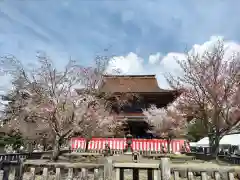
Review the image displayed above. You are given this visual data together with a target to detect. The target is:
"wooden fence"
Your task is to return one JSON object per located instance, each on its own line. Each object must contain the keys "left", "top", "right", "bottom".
{"left": 184, "top": 152, "right": 240, "bottom": 165}
{"left": 0, "top": 150, "right": 70, "bottom": 161}
{"left": 0, "top": 157, "right": 240, "bottom": 180}
{"left": 0, "top": 153, "right": 28, "bottom": 161}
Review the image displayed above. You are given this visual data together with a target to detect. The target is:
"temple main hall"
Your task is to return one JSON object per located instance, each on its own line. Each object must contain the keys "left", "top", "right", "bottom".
{"left": 98, "top": 75, "right": 181, "bottom": 138}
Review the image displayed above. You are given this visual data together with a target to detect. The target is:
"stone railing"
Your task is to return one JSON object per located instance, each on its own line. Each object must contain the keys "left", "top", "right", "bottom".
{"left": 109, "top": 158, "right": 240, "bottom": 180}
{"left": 0, "top": 157, "right": 240, "bottom": 180}
{"left": 0, "top": 160, "right": 104, "bottom": 180}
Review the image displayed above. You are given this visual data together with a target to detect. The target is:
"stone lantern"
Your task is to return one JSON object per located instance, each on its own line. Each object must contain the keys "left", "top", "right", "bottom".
{"left": 125, "top": 133, "right": 133, "bottom": 154}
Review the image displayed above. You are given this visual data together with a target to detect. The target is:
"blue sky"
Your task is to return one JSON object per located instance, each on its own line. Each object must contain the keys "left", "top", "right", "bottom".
{"left": 1, "top": 0, "right": 240, "bottom": 89}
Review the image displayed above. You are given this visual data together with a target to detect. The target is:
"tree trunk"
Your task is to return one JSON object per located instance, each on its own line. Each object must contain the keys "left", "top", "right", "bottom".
{"left": 42, "top": 138, "right": 47, "bottom": 151}
{"left": 167, "top": 138, "right": 171, "bottom": 153}
{"left": 52, "top": 136, "right": 60, "bottom": 161}
{"left": 209, "top": 135, "right": 220, "bottom": 159}
{"left": 85, "top": 138, "right": 90, "bottom": 152}
{"left": 26, "top": 141, "right": 33, "bottom": 152}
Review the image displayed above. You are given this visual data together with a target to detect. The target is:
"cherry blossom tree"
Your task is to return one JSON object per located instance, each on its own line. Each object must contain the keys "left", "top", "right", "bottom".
{"left": 166, "top": 40, "right": 240, "bottom": 156}
{"left": 0, "top": 80, "right": 53, "bottom": 151}
{"left": 232, "top": 83, "right": 240, "bottom": 121}
{"left": 0, "top": 53, "right": 125, "bottom": 160}
{"left": 143, "top": 103, "right": 187, "bottom": 153}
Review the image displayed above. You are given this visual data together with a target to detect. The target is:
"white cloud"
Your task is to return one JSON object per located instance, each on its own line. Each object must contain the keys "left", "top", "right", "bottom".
{"left": 107, "top": 36, "right": 240, "bottom": 89}
{"left": 148, "top": 53, "right": 162, "bottom": 65}
{"left": 190, "top": 36, "right": 224, "bottom": 55}
{"left": 106, "top": 52, "right": 145, "bottom": 74}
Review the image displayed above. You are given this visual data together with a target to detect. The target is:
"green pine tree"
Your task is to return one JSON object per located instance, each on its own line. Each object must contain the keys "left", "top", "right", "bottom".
{"left": 186, "top": 119, "right": 207, "bottom": 142}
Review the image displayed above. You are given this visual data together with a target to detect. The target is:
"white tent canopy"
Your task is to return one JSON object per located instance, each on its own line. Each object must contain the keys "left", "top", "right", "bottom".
{"left": 189, "top": 142, "right": 197, "bottom": 147}
{"left": 195, "top": 137, "right": 209, "bottom": 147}
{"left": 195, "top": 134, "right": 240, "bottom": 147}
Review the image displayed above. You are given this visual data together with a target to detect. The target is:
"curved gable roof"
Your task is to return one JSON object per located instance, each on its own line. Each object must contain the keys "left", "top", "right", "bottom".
{"left": 99, "top": 75, "right": 174, "bottom": 93}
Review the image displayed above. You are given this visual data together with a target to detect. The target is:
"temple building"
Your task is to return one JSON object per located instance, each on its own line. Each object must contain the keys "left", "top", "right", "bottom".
{"left": 98, "top": 75, "right": 181, "bottom": 138}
